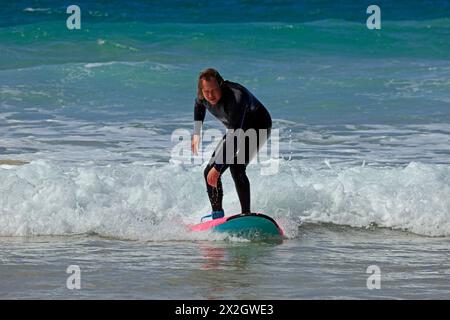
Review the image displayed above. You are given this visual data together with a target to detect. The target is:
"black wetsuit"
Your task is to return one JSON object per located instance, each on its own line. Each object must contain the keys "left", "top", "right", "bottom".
{"left": 194, "top": 80, "right": 272, "bottom": 214}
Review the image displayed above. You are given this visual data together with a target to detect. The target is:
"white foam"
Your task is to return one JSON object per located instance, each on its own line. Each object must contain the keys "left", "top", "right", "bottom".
{"left": 260, "top": 160, "right": 450, "bottom": 237}
{"left": 84, "top": 61, "right": 123, "bottom": 69}
{"left": 277, "top": 123, "right": 450, "bottom": 167}
{"left": 0, "top": 159, "right": 449, "bottom": 239}
{"left": 23, "top": 8, "right": 51, "bottom": 12}
{"left": 83, "top": 60, "right": 176, "bottom": 70}
{"left": 0, "top": 160, "right": 248, "bottom": 241}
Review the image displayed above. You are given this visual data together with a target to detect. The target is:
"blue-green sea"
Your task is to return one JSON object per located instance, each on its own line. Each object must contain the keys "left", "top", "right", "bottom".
{"left": 1, "top": 1, "right": 450, "bottom": 299}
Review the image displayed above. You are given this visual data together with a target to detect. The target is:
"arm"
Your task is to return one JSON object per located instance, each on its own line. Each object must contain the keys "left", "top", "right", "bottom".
{"left": 194, "top": 98, "right": 206, "bottom": 136}
{"left": 193, "top": 99, "right": 206, "bottom": 155}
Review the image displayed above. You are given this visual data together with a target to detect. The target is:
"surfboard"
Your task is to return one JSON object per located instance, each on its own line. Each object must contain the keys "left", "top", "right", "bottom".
{"left": 189, "top": 212, "right": 284, "bottom": 240}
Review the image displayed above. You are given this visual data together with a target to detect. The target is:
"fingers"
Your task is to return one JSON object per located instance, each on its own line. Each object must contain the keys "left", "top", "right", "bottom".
{"left": 207, "top": 170, "right": 218, "bottom": 188}
{"left": 207, "top": 171, "right": 213, "bottom": 187}
{"left": 207, "top": 175, "right": 214, "bottom": 187}
{"left": 191, "top": 142, "right": 198, "bottom": 155}
{"left": 192, "top": 135, "right": 200, "bottom": 155}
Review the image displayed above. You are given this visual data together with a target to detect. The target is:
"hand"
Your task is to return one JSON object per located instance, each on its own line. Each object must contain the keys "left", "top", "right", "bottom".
{"left": 207, "top": 167, "right": 220, "bottom": 188}
{"left": 191, "top": 134, "right": 200, "bottom": 155}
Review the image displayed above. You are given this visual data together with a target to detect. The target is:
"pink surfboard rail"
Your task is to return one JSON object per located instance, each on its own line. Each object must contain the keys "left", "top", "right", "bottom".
{"left": 187, "top": 213, "right": 284, "bottom": 237}
{"left": 188, "top": 216, "right": 229, "bottom": 232}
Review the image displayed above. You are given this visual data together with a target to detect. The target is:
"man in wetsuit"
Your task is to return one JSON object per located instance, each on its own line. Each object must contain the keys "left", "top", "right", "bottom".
{"left": 192, "top": 68, "right": 272, "bottom": 220}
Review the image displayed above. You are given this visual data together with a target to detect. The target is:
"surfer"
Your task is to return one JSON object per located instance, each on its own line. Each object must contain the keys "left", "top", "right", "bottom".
{"left": 192, "top": 68, "right": 272, "bottom": 220}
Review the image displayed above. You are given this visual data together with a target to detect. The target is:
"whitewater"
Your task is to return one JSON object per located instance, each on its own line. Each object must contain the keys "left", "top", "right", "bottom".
{"left": 1, "top": 0, "right": 450, "bottom": 299}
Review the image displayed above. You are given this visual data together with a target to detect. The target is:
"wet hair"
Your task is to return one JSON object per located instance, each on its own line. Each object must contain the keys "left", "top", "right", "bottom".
{"left": 197, "top": 68, "right": 225, "bottom": 100}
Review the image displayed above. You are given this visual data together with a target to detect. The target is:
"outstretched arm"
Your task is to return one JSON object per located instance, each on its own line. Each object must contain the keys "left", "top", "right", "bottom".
{"left": 193, "top": 99, "right": 206, "bottom": 155}
{"left": 193, "top": 98, "right": 206, "bottom": 136}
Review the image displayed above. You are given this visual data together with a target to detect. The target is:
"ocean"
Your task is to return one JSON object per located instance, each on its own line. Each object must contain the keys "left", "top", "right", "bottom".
{"left": 1, "top": 0, "right": 450, "bottom": 299}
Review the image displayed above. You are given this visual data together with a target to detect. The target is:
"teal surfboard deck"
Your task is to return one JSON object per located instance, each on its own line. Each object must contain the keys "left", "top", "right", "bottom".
{"left": 213, "top": 213, "right": 283, "bottom": 240}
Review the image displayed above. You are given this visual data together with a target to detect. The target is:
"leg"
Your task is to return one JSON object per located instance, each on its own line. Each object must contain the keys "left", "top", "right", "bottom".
{"left": 230, "top": 127, "right": 271, "bottom": 214}
{"left": 229, "top": 164, "right": 251, "bottom": 214}
{"left": 204, "top": 162, "right": 231, "bottom": 212}
{"left": 203, "top": 134, "right": 229, "bottom": 212}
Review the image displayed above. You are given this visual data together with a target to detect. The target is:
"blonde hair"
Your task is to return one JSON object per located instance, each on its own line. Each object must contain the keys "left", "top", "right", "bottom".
{"left": 197, "top": 68, "right": 224, "bottom": 100}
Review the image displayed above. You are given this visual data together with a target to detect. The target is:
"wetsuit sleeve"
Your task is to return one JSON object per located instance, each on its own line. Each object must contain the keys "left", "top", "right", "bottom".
{"left": 194, "top": 98, "right": 206, "bottom": 136}
{"left": 231, "top": 91, "right": 251, "bottom": 129}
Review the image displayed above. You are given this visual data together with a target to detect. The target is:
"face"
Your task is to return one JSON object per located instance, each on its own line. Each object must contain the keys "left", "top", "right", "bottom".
{"left": 201, "top": 78, "right": 222, "bottom": 106}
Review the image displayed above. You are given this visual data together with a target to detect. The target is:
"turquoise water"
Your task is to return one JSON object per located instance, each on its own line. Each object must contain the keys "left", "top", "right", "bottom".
{"left": 1, "top": 1, "right": 450, "bottom": 299}
{"left": 2, "top": 2, "right": 449, "bottom": 124}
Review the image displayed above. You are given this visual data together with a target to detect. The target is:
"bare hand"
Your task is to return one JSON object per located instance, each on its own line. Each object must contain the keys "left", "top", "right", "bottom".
{"left": 191, "top": 134, "right": 200, "bottom": 155}
{"left": 207, "top": 167, "right": 220, "bottom": 188}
